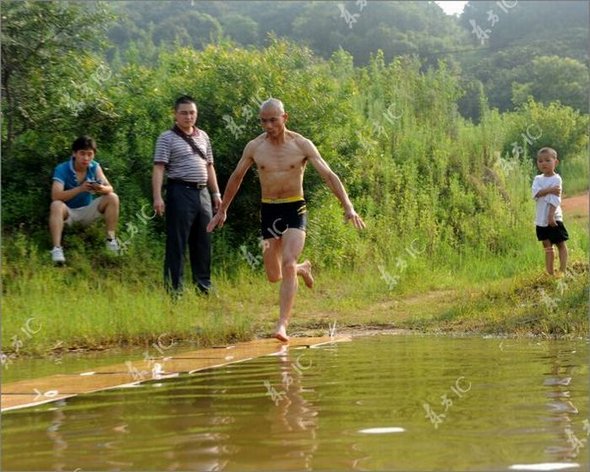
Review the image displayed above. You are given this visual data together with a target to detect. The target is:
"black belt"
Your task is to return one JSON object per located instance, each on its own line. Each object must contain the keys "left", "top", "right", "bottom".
{"left": 167, "top": 178, "right": 207, "bottom": 189}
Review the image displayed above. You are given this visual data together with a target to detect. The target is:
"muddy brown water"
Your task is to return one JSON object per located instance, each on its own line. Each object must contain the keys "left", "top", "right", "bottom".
{"left": 2, "top": 334, "right": 588, "bottom": 471}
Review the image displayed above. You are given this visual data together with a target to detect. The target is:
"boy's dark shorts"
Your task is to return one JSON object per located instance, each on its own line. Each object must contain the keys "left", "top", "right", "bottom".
{"left": 536, "top": 221, "right": 569, "bottom": 244}
{"left": 261, "top": 200, "right": 307, "bottom": 239}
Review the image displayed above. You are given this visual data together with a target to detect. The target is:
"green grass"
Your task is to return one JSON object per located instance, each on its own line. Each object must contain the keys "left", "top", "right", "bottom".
{"left": 3, "top": 216, "right": 588, "bottom": 359}
{"left": 561, "top": 154, "right": 590, "bottom": 196}
{"left": 402, "top": 261, "right": 589, "bottom": 337}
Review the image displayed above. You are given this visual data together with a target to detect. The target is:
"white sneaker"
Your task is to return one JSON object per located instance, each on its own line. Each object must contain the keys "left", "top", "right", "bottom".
{"left": 51, "top": 247, "right": 65, "bottom": 264}
{"left": 105, "top": 238, "right": 121, "bottom": 254}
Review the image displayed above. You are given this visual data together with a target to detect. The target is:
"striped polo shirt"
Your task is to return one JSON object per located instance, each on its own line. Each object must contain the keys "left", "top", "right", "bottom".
{"left": 153, "top": 128, "right": 214, "bottom": 183}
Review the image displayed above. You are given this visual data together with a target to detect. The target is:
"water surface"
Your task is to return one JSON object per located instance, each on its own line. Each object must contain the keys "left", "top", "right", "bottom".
{"left": 2, "top": 335, "right": 588, "bottom": 471}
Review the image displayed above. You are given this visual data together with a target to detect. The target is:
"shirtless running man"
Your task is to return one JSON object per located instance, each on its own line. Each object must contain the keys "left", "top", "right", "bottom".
{"left": 207, "top": 98, "right": 365, "bottom": 342}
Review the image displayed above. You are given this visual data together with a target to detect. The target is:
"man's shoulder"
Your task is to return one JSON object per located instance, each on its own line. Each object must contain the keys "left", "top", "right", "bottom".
{"left": 288, "top": 131, "right": 314, "bottom": 149}
{"left": 196, "top": 128, "right": 211, "bottom": 140}
{"left": 285, "top": 130, "right": 306, "bottom": 142}
{"left": 53, "top": 159, "right": 72, "bottom": 176}
{"left": 251, "top": 132, "right": 267, "bottom": 143}
{"left": 157, "top": 129, "right": 175, "bottom": 140}
{"left": 247, "top": 133, "right": 267, "bottom": 149}
{"left": 288, "top": 132, "right": 317, "bottom": 157}
{"left": 54, "top": 159, "right": 71, "bottom": 169}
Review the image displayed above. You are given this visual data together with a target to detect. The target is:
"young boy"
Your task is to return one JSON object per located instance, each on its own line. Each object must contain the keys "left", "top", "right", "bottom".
{"left": 49, "top": 136, "right": 120, "bottom": 263}
{"left": 531, "top": 147, "right": 569, "bottom": 275}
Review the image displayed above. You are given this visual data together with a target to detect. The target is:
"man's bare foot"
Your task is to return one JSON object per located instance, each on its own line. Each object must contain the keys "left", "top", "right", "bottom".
{"left": 298, "top": 260, "right": 314, "bottom": 289}
{"left": 273, "top": 325, "right": 289, "bottom": 342}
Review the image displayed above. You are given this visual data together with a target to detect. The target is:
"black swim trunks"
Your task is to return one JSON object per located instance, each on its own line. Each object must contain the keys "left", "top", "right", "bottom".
{"left": 536, "top": 221, "right": 569, "bottom": 244}
{"left": 260, "top": 198, "right": 307, "bottom": 239}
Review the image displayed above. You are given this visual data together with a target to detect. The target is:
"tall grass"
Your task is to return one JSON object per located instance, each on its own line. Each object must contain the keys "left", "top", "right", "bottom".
{"left": 561, "top": 154, "right": 590, "bottom": 196}
{"left": 3, "top": 213, "right": 587, "bottom": 355}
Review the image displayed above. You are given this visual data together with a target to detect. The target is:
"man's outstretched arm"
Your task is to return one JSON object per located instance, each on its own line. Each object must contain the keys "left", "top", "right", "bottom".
{"left": 304, "top": 138, "right": 366, "bottom": 230}
{"left": 207, "top": 143, "right": 255, "bottom": 232}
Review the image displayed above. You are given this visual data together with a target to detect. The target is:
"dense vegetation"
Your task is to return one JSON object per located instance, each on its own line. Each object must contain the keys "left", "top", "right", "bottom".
{"left": 1, "top": 1, "right": 588, "bottom": 354}
{"left": 105, "top": 0, "right": 589, "bottom": 116}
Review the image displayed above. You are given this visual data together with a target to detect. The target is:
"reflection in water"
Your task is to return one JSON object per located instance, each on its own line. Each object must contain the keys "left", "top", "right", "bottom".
{"left": 156, "top": 378, "right": 231, "bottom": 472}
{"left": 47, "top": 402, "right": 67, "bottom": 472}
{"left": 2, "top": 336, "right": 589, "bottom": 471}
{"left": 543, "top": 344, "right": 587, "bottom": 463}
{"left": 270, "top": 345, "right": 318, "bottom": 471}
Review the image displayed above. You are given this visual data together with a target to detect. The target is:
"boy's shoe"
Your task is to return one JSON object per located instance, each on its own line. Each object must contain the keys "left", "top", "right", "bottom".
{"left": 51, "top": 247, "right": 66, "bottom": 264}
{"left": 105, "top": 238, "right": 121, "bottom": 254}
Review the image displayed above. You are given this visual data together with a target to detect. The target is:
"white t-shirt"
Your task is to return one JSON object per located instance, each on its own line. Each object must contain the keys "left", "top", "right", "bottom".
{"left": 531, "top": 174, "right": 562, "bottom": 227}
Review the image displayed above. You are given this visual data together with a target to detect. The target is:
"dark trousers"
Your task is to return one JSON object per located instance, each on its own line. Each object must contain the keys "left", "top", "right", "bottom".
{"left": 164, "top": 183, "right": 212, "bottom": 292}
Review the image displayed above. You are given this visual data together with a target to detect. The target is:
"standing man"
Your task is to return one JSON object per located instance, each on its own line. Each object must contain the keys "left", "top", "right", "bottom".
{"left": 49, "top": 135, "right": 120, "bottom": 264}
{"left": 152, "top": 95, "right": 222, "bottom": 294}
{"left": 207, "top": 98, "right": 365, "bottom": 341}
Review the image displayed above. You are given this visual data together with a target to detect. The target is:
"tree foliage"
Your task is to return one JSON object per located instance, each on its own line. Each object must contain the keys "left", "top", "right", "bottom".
{"left": 1, "top": 0, "right": 114, "bottom": 152}
{"left": 1, "top": 1, "right": 116, "bottom": 233}
{"left": 511, "top": 56, "right": 589, "bottom": 110}
{"left": 2, "top": 2, "right": 588, "bottom": 273}
{"left": 459, "top": 0, "right": 588, "bottom": 112}
{"left": 103, "top": 0, "right": 588, "bottom": 116}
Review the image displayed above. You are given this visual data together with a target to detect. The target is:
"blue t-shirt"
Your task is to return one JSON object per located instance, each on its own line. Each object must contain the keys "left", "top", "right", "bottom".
{"left": 52, "top": 158, "right": 101, "bottom": 209}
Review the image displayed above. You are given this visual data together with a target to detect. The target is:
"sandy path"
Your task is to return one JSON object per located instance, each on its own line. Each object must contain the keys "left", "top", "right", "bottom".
{"left": 562, "top": 192, "right": 588, "bottom": 212}
{"left": 562, "top": 192, "right": 588, "bottom": 222}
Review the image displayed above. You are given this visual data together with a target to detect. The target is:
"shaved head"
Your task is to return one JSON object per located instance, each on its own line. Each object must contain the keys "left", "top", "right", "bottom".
{"left": 260, "top": 98, "right": 285, "bottom": 114}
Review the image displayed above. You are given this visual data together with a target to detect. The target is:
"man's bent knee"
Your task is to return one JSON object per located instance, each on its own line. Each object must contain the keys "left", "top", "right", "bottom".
{"left": 103, "top": 192, "right": 119, "bottom": 205}
{"left": 265, "top": 263, "right": 282, "bottom": 283}
{"left": 266, "top": 272, "right": 282, "bottom": 283}
{"left": 50, "top": 200, "right": 68, "bottom": 218}
{"left": 99, "top": 192, "right": 119, "bottom": 212}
